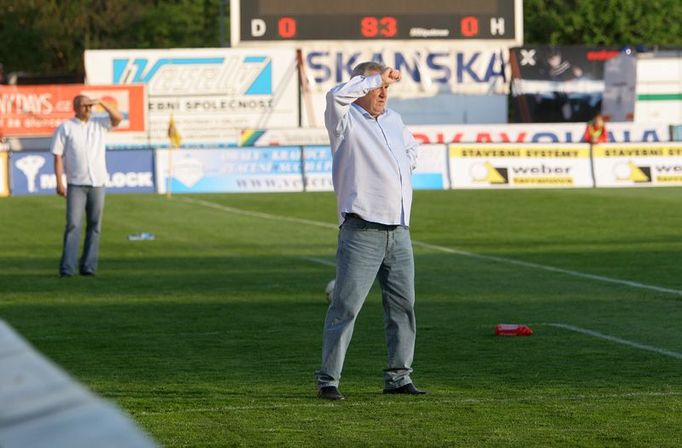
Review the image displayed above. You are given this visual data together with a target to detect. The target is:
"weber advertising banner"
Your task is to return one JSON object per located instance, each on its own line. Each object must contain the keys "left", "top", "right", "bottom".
{"left": 85, "top": 48, "right": 298, "bottom": 147}
{"left": 593, "top": 143, "right": 682, "bottom": 187}
{"left": 301, "top": 44, "right": 510, "bottom": 126}
{"left": 449, "top": 143, "right": 593, "bottom": 188}
{"left": 0, "top": 85, "right": 146, "bottom": 138}
{"left": 510, "top": 46, "right": 619, "bottom": 123}
{"left": 0, "top": 152, "right": 8, "bottom": 197}
{"left": 411, "top": 122, "right": 670, "bottom": 144}
{"left": 155, "top": 147, "right": 304, "bottom": 194}
{"left": 10, "top": 150, "right": 155, "bottom": 196}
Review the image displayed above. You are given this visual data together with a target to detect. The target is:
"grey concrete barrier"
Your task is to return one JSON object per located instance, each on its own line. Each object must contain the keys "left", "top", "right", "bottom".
{"left": 0, "top": 320, "right": 158, "bottom": 448}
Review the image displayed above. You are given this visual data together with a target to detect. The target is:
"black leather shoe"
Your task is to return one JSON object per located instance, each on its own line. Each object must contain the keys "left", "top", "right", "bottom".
{"left": 383, "top": 383, "right": 428, "bottom": 395}
{"left": 318, "top": 386, "right": 345, "bottom": 400}
{"left": 80, "top": 271, "right": 96, "bottom": 277}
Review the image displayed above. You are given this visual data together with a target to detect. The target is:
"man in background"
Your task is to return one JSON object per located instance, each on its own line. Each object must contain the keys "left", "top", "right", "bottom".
{"left": 583, "top": 113, "right": 608, "bottom": 144}
{"left": 51, "top": 95, "right": 122, "bottom": 277}
{"left": 315, "top": 61, "right": 425, "bottom": 400}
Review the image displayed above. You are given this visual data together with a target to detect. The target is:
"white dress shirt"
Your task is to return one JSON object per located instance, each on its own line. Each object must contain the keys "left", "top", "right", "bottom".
{"left": 50, "top": 116, "right": 111, "bottom": 186}
{"left": 325, "top": 74, "right": 418, "bottom": 226}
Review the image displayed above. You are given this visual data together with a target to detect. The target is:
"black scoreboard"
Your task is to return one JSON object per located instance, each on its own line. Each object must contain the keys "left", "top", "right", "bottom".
{"left": 231, "top": 0, "right": 522, "bottom": 45}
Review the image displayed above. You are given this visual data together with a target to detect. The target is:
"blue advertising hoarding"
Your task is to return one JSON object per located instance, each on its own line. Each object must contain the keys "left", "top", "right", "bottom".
{"left": 10, "top": 150, "right": 155, "bottom": 196}
{"left": 155, "top": 147, "right": 304, "bottom": 194}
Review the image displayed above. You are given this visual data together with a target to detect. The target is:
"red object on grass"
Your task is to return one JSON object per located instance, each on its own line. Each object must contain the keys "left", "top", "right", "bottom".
{"left": 495, "top": 323, "right": 533, "bottom": 336}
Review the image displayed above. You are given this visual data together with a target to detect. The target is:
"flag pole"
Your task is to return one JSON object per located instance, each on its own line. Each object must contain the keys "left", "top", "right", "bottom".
{"left": 166, "top": 144, "right": 173, "bottom": 199}
{"left": 166, "top": 113, "right": 181, "bottom": 199}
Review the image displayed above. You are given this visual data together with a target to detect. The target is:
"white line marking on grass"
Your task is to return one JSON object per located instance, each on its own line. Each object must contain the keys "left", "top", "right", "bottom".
{"left": 301, "top": 256, "right": 336, "bottom": 267}
{"left": 134, "top": 391, "right": 682, "bottom": 415}
{"left": 178, "top": 197, "right": 338, "bottom": 230}
{"left": 412, "top": 241, "right": 682, "bottom": 297}
{"left": 179, "top": 197, "right": 682, "bottom": 297}
{"left": 548, "top": 323, "right": 682, "bottom": 360}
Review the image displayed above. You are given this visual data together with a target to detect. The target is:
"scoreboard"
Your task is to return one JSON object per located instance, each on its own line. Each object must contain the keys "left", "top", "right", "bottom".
{"left": 231, "top": 0, "right": 522, "bottom": 46}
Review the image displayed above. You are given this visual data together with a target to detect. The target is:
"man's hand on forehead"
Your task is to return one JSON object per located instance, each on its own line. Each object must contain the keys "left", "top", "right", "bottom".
{"left": 381, "top": 67, "right": 401, "bottom": 85}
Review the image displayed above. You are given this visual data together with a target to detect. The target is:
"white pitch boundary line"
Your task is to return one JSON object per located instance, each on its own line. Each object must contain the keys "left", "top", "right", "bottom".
{"left": 178, "top": 197, "right": 682, "bottom": 297}
{"left": 547, "top": 323, "right": 682, "bottom": 360}
{"left": 134, "top": 391, "right": 682, "bottom": 415}
{"left": 178, "top": 197, "right": 338, "bottom": 230}
{"left": 412, "top": 241, "right": 682, "bottom": 296}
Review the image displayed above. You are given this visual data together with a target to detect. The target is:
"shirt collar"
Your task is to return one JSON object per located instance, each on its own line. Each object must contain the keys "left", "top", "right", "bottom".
{"left": 351, "top": 102, "right": 388, "bottom": 120}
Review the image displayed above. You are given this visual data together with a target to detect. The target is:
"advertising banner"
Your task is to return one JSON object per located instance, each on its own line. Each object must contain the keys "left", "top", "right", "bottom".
{"left": 301, "top": 144, "right": 449, "bottom": 192}
{"left": 303, "top": 45, "right": 510, "bottom": 95}
{"left": 0, "top": 152, "right": 8, "bottom": 197}
{"left": 0, "top": 85, "right": 146, "bottom": 137}
{"left": 448, "top": 143, "right": 593, "bottom": 188}
{"left": 300, "top": 44, "right": 511, "bottom": 126}
{"left": 240, "top": 123, "right": 670, "bottom": 147}
{"left": 411, "top": 122, "right": 670, "bottom": 144}
{"left": 242, "top": 128, "right": 330, "bottom": 147}
{"left": 155, "top": 147, "right": 304, "bottom": 194}
{"left": 85, "top": 48, "right": 298, "bottom": 147}
{"left": 593, "top": 143, "right": 682, "bottom": 187}
{"left": 303, "top": 146, "right": 333, "bottom": 192}
{"left": 10, "top": 150, "right": 155, "bottom": 196}
{"left": 413, "top": 144, "right": 449, "bottom": 190}
{"left": 510, "top": 46, "right": 619, "bottom": 123}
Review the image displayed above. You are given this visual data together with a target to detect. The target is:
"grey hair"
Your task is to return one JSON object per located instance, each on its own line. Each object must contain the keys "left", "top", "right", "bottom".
{"left": 351, "top": 61, "right": 386, "bottom": 78}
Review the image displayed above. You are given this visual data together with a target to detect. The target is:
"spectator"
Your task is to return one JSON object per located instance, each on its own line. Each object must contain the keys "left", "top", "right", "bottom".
{"left": 51, "top": 95, "right": 122, "bottom": 277}
{"left": 583, "top": 113, "right": 608, "bottom": 144}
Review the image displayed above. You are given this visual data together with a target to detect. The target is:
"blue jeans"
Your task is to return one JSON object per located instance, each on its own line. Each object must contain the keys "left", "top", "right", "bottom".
{"left": 315, "top": 215, "right": 417, "bottom": 389}
{"left": 60, "top": 185, "right": 105, "bottom": 276}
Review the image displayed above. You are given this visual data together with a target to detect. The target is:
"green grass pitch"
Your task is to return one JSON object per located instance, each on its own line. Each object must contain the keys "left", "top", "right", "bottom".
{"left": 1, "top": 187, "right": 681, "bottom": 447}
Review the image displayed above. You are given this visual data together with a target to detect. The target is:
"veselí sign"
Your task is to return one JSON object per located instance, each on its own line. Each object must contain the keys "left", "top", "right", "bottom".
{"left": 85, "top": 48, "right": 299, "bottom": 147}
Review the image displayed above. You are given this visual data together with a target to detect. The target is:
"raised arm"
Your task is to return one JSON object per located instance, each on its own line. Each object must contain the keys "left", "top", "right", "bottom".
{"left": 325, "top": 74, "right": 383, "bottom": 139}
{"left": 95, "top": 99, "right": 123, "bottom": 128}
{"left": 325, "top": 67, "right": 402, "bottom": 141}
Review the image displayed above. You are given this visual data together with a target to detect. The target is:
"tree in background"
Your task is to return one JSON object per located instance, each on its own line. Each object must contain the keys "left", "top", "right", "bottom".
{"left": 1, "top": 0, "right": 681, "bottom": 77}
{"left": 524, "top": 0, "right": 682, "bottom": 46}
{"left": 0, "top": 0, "right": 226, "bottom": 77}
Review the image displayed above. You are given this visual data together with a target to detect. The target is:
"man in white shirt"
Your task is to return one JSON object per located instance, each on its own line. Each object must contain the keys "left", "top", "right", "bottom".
{"left": 51, "top": 95, "right": 122, "bottom": 277}
{"left": 315, "top": 62, "right": 426, "bottom": 400}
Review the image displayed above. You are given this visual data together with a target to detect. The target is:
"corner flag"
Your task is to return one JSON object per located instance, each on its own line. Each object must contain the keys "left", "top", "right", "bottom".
{"left": 168, "top": 113, "right": 181, "bottom": 148}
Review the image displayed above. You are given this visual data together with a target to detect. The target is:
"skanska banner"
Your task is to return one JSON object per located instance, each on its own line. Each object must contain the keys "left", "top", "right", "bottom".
{"left": 84, "top": 48, "right": 299, "bottom": 147}
{"left": 303, "top": 45, "right": 510, "bottom": 95}
{"left": 300, "top": 44, "right": 511, "bottom": 126}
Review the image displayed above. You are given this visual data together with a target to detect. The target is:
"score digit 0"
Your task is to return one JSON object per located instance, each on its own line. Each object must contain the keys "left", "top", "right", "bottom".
{"left": 278, "top": 17, "right": 297, "bottom": 39}
{"left": 360, "top": 16, "right": 397, "bottom": 38}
